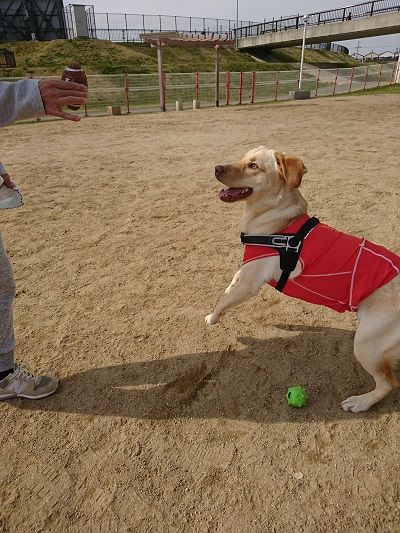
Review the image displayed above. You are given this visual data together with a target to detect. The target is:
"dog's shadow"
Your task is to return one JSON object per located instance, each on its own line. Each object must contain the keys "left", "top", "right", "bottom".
{"left": 18, "top": 325, "right": 398, "bottom": 422}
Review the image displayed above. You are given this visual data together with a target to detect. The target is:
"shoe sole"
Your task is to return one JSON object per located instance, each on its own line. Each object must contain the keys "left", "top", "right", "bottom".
{"left": 0, "top": 383, "right": 59, "bottom": 400}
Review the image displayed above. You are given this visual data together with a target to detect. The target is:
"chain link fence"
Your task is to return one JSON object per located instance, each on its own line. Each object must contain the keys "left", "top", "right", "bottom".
{"left": 1, "top": 63, "right": 397, "bottom": 118}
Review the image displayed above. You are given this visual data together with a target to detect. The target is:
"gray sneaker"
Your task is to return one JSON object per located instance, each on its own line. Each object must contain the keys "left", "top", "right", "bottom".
{"left": 0, "top": 364, "right": 59, "bottom": 400}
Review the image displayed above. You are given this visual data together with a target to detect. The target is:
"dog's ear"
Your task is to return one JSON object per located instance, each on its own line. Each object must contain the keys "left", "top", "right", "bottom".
{"left": 275, "top": 152, "right": 307, "bottom": 188}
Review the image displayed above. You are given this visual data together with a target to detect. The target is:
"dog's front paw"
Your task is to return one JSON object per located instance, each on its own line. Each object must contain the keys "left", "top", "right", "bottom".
{"left": 341, "top": 394, "right": 375, "bottom": 413}
{"left": 205, "top": 313, "right": 219, "bottom": 325}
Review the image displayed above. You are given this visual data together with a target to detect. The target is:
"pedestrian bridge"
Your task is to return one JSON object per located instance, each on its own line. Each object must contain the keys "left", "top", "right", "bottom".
{"left": 235, "top": 1, "right": 400, "bottom": 49}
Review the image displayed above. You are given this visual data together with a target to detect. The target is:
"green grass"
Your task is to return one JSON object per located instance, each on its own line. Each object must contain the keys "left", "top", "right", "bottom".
{"left": 249, "top": 47, "right": 360, "bottom": 68}
{"left": 0, "top": 39, "right": 357, "bottom": 77}
{"left": 340, "top": 83, "right": 400, "bottom": 96}
{"left": 0, "top": 39, "right": 296, "bottom": 77}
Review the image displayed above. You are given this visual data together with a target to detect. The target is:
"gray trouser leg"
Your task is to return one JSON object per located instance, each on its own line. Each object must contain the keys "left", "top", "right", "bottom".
{"left": 0, "top": 232, "right": 15, "bottom": 370}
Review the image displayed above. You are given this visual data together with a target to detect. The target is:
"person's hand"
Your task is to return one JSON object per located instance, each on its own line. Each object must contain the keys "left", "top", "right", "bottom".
{"left": 38, "top": 79, "right": 88, "bottom": 122}
{"left": 1, "top": 173, "right": 16, "bottom": 189}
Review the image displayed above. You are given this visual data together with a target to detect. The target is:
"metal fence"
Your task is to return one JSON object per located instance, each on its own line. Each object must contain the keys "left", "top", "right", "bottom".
{"left": 0, "top": 63, "right": 397, "bottom": 118}
{"left": 65, "top": 9, "right": 258, "bottom": 42}
{"left": 305, "top": 43, "right": 349, "bottom": 54}
{"left": 232, "top": 0, "right": 400, "bottom": 39}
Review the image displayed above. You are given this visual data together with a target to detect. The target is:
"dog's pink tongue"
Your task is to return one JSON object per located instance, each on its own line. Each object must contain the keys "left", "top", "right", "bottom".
{"left": 218, "top": 188, "right": 252, "bottom": 203}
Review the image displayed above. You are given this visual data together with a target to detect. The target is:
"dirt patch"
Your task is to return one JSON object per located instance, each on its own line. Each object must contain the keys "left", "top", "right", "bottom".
{"left": 0, "top": 95, "right": 399, "bottom": 532}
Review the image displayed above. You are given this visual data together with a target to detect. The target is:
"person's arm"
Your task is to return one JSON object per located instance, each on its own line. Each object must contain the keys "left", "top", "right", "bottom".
{"left": 0, "top": 79, "right": 44, "bottom": 127}
{"left": 0, "top": 79, "right": 88, "bottom": 127}
{"left": 0, "top": 161, "right": 6, "bottom": 176}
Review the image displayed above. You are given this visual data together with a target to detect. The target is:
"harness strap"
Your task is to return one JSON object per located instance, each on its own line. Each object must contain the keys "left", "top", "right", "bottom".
{"left": 241, "top": 216, "right": 320, "bottom": 292}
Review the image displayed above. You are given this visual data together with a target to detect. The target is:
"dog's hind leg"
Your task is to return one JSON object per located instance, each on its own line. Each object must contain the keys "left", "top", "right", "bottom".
{"left": 341, "top": 278, "right": 400, "bottom": 412}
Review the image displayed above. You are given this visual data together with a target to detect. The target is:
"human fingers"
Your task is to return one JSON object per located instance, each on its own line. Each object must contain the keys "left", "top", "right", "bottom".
{"left": 1, "top": 173, "right": 16, "bottom": 189}
{"left": 41, "top": 79, "right": 88, "bottom": 92}
{"left": 56, "top": 89, "right": 88, "bottom": 99}
{"left": 39, "top": 80, "right": 87, "bottom": 109}
{"left": 51, "top": 109, "right": 81, "bottom": 122}
{"left": 57, "top": 96, "right": 87, "bottom": 107}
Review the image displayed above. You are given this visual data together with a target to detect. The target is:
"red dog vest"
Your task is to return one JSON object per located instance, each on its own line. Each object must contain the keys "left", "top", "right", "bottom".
{"left": 242, "top": 215, "right": 400, "bottom": 313}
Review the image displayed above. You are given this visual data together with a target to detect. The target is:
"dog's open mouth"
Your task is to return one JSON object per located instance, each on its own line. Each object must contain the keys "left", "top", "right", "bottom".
{"left": 218, "top": 187, "right": 253, "bottom": 203}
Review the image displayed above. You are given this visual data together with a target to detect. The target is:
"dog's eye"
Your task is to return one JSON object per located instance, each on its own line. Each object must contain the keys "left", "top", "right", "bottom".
{"left": 249, "top": 163, "right": 258, "bottom": 169}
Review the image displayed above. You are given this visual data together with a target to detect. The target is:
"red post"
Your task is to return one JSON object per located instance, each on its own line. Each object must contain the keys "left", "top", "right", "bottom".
{"left": 250, "top": 71, "right": 256, "bottom": 104}
{"left": 274, "top": 70, "right": 280, "bottom": 101}
{"left": 195, "top": 72, "right": 199, "bottom": 100}
{"left": 239, "top": 72, "right": 243, "bottom": 105}
{"left": 315, "top": 68, "right": 321, "bottom": 97}
{"left": 332, "top": 68, "right": 339, "bottom": 95}
{"left": 348, "top": 67, "right": 355, "bottom": 93}
{"left": 363, "top": 65, "right": 369, "bottom": 90}
{"left": 226, "top": 72, "right": 231, "bottom": 106}
{"left": 377, "top": 63, "right": 383, "bottom": 87}
{"left": 124, "top": 73, "right": 130, "bottom": 113}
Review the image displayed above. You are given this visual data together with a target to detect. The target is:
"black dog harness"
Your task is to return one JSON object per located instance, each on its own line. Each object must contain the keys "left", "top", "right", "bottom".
{"left": 240, "top": 216, "right": 320, "bottom": 292}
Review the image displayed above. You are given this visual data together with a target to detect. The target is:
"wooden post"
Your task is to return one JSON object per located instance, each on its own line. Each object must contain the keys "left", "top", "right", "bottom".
{"left": 274, "top": 70, "right": 280, "bottom": 101}
{"left": 239, "top": 72, "right": 243, "bottom": 104}
{"left": 395, "top": 53, "right": 400, "bottom": 84}
{"left": 332, "top": 68, "right": 339, "bottom": 95}
{"left": 226, "top": 71, "right": 231, "bottom": 105}
{"left": 195, "top": 71, "right": 199, "bottom": 101}
{"left": 315, "top": 68, "right": 321, "bottom": 97}
{"left": 390, "top": 61, "right": 397, "bottom": 84}
{"left": 377, "top": 63, "right": 383, "bottom": 87}
{"left": 363, "top": 64, "right": 369, "bottom": 91}
{"left": 84, "top": 104, "right": 88, "bottom": 117}
{"left": 156, "top": 37, "right": 166, "bottom": 112}
{"left": 124, "top": 73, "right": 130, "bottom": 113}
{"left": 215, "top": 45, "right": 220, "bottom": 107}
{"left": 250, "top": 71, "right": 256, "bottom": 103}
{"left": 348, "top": 67, "right": 355, "bottom": 93}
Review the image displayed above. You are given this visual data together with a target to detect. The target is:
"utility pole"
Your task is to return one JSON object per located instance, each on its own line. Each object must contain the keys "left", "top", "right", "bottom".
{"left": 298, "top": 15, "right": 308, "bottom": 90}
{"left": 236, "top": 0, "right": 239, "bottom": 50}
{"left": 395, "top": 46, "right": 400, "bottom": 84}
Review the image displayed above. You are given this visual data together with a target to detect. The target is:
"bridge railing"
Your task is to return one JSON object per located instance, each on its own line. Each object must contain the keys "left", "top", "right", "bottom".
{"left": 233, "top": 0, "right": 400, "bottom": 39}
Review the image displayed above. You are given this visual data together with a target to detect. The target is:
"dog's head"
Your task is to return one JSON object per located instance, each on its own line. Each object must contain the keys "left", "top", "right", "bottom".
{"left": 215, "top": 146, "right": 307, "bottom": 203}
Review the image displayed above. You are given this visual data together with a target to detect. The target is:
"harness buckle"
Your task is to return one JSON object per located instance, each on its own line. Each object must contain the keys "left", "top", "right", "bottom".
{"left": 271, "top": 235, "right": 301, "bottom": 252}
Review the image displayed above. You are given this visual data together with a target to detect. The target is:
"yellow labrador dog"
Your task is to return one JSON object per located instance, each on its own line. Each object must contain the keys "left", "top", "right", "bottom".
{"left": 206, "top": 146, "right": 400, "bottom": 412}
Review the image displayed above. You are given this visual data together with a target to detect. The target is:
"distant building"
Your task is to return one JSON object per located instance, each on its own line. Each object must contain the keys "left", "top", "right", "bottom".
{"left": 0, "top": 0, "right": 67, "bottom": 41}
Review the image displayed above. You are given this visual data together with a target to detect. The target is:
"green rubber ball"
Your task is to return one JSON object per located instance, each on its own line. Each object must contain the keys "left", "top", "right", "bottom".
{"left": 286, "top": 386, "right": 308, "bottom": 408}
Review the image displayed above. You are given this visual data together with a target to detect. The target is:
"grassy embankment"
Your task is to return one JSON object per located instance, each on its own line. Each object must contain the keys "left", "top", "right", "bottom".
{"left": 340, "top": 83, "right": 400, "bottom": 96}
{"left": 0, "top": 39, "right": 359, "bottom": 77}
{"left": 0, "top": 39, "right": 362, "bottom": 111}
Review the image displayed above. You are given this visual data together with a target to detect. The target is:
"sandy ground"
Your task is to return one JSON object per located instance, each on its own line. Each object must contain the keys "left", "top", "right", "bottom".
{"left": 0, "top": 94, "right": 399, "bottom": 533}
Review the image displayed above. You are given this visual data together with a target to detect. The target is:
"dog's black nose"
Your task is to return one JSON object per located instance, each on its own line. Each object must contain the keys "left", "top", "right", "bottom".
{"left": 215, "top": 165, "right": 224, "bottom": 177}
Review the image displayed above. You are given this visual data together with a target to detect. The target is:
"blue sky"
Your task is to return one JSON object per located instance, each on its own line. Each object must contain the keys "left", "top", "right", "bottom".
{"left": 87, "top": 0, "right": 400, "bottom": 52}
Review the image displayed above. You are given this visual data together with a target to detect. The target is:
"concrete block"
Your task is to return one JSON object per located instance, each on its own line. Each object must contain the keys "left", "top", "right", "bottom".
{"left": 175, "top": 100, "right": 184, "bottom": 111}
{"left": 107, "top": 105, "right": 121, "bottom": 115}
{"left": 193, "top": 99, "right": 201, "bottom": 109}
{"left": 290, "top": 90, "right": 311, "bottom": 100}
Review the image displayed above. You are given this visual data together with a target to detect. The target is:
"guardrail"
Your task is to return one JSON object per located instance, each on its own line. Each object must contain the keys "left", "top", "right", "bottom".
{"left": 66, "top": 11, "right": 257, "bottom": 42}
{"left": 232, "top": 0, "right": 400, "bottom": 39}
